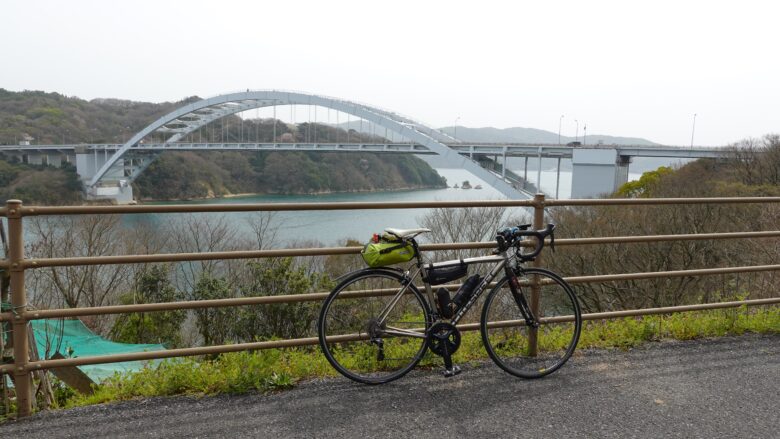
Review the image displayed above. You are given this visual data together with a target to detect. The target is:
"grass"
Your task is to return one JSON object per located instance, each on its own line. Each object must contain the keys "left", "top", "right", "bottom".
{"left": 15, "top": 305, "right": 780, "bottom": 413}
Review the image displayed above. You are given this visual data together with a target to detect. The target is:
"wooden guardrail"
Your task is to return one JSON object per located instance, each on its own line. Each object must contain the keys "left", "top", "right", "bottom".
{"left": 2, "top": 195, "right": 780, "bottom": 418}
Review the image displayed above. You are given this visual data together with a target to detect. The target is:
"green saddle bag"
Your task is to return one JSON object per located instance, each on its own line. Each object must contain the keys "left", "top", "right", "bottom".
{"left": 361, "top": 236, "right": 416, "bottom": 267}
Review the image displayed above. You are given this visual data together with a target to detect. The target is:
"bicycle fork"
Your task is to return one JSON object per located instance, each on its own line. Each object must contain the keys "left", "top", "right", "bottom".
{"left": 507, "top": 270, "right": 539, "bottom": 329}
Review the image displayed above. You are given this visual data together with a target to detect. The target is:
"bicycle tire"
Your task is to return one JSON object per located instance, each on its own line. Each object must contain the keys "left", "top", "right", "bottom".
{"left": 318, "top": 268, "right": 432, "bottom": 384}
{"left": 480, "top": 268, "right": 581, "bottom": 378}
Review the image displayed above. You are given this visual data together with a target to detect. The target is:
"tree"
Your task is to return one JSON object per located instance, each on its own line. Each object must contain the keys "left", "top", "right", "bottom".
{"left": 324, "top": 239, "right": 365, "bottom": 280}
{"left": 417, "top": 206, "right": 528, "bottom": 260}
{"left": 167, "top": 213, "right": 242, "bottom": 292}
{"left": 26, "top": 215, "right": 132, "bottom": 332}
{"left": 191, "top": 275, "right": 236, "bottom": 346}
{"left": 728, "top": 134, "right": 780, "bottom": 186}
{"left": 616, "top": 166, "right": 673, "bottom": 198}
{"left": 235, "top": 258, "right": 326, "bottom": 341}
{"left": 110, "top": 265, "right": 185, "bottom": 347}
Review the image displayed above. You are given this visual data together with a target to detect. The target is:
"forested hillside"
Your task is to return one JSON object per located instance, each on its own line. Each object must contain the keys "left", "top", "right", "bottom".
{"left": 0, "top": 89, "right": 446, "bottom": 202}
{"left": 0, "top": 88, "right": 196, "bottom": 145}
{"left": 0, "top": 159, "right": 82, "bottom": 204}
{"left": 134, "top": 151, "right": 446, "bottom": 200}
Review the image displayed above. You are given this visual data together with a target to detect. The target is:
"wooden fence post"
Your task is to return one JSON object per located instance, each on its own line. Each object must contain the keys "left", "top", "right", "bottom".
{"left": 528, "top": 193, "right": 546, "bottom": 356}
{"left": 7, "top": 200, "right": 32, "bottom": 418}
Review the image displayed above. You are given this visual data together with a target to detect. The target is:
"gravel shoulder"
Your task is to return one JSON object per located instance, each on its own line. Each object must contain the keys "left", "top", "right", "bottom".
{"left": 3, "top": 334, "right": 779, "bottom": 438}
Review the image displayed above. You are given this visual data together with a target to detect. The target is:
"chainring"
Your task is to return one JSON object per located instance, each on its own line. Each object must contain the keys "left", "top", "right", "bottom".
{"left": 428, "top": 322, "right": 461, "bottom": 357}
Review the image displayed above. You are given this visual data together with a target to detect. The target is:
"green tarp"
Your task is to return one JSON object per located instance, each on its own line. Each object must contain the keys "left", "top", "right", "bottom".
{"left": 31, "top": 319, "right": 165, "bottom": 383}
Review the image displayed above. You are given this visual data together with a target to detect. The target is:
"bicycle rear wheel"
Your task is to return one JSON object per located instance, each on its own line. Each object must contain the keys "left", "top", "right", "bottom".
{"left": 481, "top": 268, "right": 581, "bottom": 378}
{"left": 318, "top": 269, "right": 431, "bottom": 384}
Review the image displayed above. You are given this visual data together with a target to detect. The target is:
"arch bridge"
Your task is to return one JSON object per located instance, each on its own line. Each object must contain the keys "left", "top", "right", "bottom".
{"left": 82, "top": 90, "right": 525, "bottom": 202}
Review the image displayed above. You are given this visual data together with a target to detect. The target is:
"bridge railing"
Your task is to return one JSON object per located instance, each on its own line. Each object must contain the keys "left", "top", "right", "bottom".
{"left": 1, "top": 195, "right": 780, "bottom": 418}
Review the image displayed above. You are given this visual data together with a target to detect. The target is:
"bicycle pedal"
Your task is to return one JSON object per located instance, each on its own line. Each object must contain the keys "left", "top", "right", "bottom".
{"left": 442, "top": 365, "right": 462, "bottom": 378}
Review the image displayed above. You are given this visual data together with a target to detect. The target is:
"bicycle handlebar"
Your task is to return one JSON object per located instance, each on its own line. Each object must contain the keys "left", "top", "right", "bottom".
{"left": 495, "top": 223, "right": 556, "bottom": 260}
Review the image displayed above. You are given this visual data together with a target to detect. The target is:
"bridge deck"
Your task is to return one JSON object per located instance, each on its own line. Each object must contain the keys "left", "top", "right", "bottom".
{"left": 0, "top": 142, "right": 729, "bottom": 159}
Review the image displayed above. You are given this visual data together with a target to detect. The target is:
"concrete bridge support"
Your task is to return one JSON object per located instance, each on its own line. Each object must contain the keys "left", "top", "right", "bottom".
{"left": 571, "top": 148, "right": 632, "bottom": 198}
{"left": 615, "top": 155, "right": 633, "bottom": 192}
{"left": 0, "top": 151, "right": 74, "bottom": 167}
{"left": 74, "top": 146, "right": 134, "bottom": 203}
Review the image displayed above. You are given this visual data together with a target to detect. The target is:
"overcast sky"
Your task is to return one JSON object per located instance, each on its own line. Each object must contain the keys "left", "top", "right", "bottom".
{"left": 2, "top": 0, "right": 777, "bottom": 145}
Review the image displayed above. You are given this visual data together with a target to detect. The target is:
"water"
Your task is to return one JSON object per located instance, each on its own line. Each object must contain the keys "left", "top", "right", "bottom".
{"left": 128, "top": 169, "right": 516, "bottom": 246}
{"left": 123, "top": 168, "right": 643, "bottom": 245}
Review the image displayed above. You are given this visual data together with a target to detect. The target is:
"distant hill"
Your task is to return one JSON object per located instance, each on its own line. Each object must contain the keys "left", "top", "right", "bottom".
{"left": 438, "top": 126, "right": 659, "bottom": 146}
{"left": 332, "top": 121, "right": 659, "bottom": 146}
{"left": 0, "top": 88, "right": 199, "bottom": 145}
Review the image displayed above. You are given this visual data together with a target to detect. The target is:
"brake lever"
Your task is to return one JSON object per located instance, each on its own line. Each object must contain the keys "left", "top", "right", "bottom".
{"left": 550, "top": 230, "right": 555, "bottom": 252}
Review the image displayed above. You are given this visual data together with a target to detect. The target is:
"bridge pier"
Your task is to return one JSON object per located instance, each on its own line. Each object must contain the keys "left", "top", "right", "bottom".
{"left": 75, "top": 146, "right": 135, "bottom": 204}
{"left": 85, "top": 183, "right": 134, "bottom": 204}
{"left": 571, "top": 148, "right": 631, "bottom": 198}
{"left": 615, "top": 155, "right": 633, "bottom": 191}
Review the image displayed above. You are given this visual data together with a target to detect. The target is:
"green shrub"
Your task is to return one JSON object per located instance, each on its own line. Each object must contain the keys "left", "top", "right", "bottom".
{"left": 58, "top": 306, "right": 779, "bottom": 410}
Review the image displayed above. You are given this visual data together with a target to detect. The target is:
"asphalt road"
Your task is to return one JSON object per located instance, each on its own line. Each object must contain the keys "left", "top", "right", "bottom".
{"left": 3, "top": 334, "right": 778, "bottom": 438}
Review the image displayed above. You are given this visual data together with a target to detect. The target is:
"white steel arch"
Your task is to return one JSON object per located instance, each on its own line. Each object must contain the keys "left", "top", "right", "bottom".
{"left": 88, "top": 90, "right": 524, "bottom": 198}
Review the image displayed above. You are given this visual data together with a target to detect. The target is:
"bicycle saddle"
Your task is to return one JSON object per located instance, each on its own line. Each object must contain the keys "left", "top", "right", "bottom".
{"left": 384, "top": 227, "right": 431, "bottom": 238}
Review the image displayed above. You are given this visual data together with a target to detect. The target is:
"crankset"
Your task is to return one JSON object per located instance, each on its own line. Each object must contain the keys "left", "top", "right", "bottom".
{"left": 428, "top": 322, "right": 462, "bottom": 377}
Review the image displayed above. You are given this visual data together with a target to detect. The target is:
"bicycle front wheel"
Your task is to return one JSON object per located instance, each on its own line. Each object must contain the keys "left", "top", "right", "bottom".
{"left": 481, "top": 268, "right": 581, "bottom": 378}
{"left": 318, "top": 269, "right": 432, "bottom": 384}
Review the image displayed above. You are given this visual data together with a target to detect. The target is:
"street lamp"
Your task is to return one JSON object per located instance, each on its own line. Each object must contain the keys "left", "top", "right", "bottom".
{"left": 574, "top": 119, "right": 579, "bottom": 142}
{"left": 453, "top": 116, "right": 461, "bottom": 142}
{"left": 690, "top": 113, "right": 697, "bottom": 147}
{"left": 558, "top": 115, "right": 564, "bottom": 145}
{"left": 583, "top": 123, "right": 587, "bottom": 145}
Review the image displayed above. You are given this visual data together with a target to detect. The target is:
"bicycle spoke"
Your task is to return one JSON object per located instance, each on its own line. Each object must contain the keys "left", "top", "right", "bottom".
{"left": 481, "top": 269, "right": 581, "bottom": 378}
{"left": 319, "top": 270, "right": 430, "bottom": 384}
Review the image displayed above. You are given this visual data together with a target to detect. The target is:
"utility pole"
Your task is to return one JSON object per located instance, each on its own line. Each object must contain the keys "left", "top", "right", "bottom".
{"left": 574, "top": 120, "right": 579, "bottom": 142}
{"left": 583, "top": 124, "right": 587, "bottom": 145}
{"left": 558, "top": 115, "right": 564, "bottom": 145}
{"left": 690, "top": 113, "right": 697, "bottom": 147}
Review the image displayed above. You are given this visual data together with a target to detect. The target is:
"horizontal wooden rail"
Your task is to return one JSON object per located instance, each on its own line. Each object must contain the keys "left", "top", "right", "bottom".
{"left": 4, "top": 263, "right": 778, "bottom": 322}
{"left": 544, "top": 196, "right": 780, "bottom": 206}
{"left": 2, "top": 297, "right": 776, "bottom": 374}
{"left": 2, "top": 196, "right": 780, "bottom": 218}
{"left": 563, "top": 264, "right": 780, "bottom": 284}
{"left": 11, "top": 231, "right": 780, "bottom": 269}
{"left": 12, "top": 199, "right": 538, "bottom": 217}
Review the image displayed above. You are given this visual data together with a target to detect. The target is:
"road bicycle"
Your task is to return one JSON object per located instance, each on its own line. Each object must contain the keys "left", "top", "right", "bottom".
{"left": 317, "top": 224, "right": 582, "bottom": 384}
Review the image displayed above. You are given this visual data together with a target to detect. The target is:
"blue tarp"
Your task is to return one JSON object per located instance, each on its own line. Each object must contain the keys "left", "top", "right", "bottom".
{"left": 31, "top": 319, "right": 165, "bottom": 383}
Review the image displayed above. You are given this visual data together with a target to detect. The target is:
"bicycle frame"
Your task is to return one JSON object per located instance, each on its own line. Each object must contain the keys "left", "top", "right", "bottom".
{"left": 376, "top": 243, "right": 531, "bottom": 338}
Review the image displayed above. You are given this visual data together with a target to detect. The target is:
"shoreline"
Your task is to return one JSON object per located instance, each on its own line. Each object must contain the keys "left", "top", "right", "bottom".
{"left": 136, "top": 184, "right": 448, "bottom": 203}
